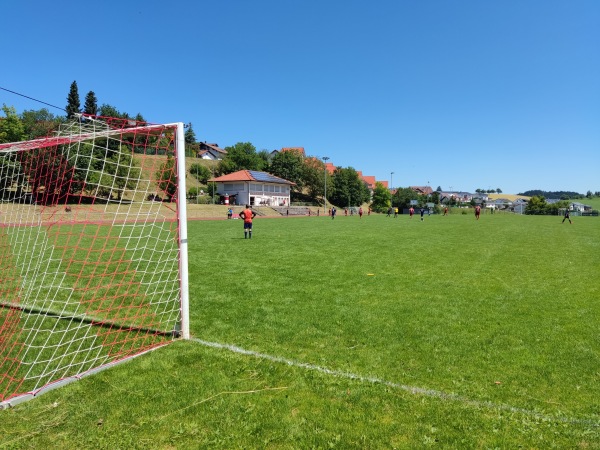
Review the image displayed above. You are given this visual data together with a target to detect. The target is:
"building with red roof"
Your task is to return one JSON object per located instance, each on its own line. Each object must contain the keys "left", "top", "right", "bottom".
{"left": 209, "top": 170, "right": 295, "bottom": 207}
{"left": 410, "top": 186, "right": 434, "bottom": 196}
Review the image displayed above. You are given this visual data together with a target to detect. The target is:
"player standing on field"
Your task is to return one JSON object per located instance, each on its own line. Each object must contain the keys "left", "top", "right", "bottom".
{"left": 475, "top": 205, "right": 481, "bottom": 220}
{"left": 239, "top": 205, "right": 257, "bottom": 239}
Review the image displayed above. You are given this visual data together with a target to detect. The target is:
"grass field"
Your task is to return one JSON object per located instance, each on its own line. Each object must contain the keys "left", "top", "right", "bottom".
{"left": 1, "top": 211, "right": 599, "bottom": 448}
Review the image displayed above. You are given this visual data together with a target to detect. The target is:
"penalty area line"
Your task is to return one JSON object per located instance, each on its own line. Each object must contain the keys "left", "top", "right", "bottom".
{"left": 192, "top": 338, "right": 598, "bottom": 427}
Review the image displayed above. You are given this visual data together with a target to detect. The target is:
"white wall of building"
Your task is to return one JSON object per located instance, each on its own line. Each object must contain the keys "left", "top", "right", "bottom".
{"left": 217, "top": 182, "right": 291, "bottom": 206}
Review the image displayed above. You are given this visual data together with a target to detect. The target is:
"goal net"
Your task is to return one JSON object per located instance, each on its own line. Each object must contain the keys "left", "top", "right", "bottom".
{"left": 0, "top": 115, "right": 189, "bottom": 407}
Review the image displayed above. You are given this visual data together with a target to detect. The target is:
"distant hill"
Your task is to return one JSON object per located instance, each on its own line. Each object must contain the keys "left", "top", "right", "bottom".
{"left": 518, "top": 190, "right": 583, "bottom": 199}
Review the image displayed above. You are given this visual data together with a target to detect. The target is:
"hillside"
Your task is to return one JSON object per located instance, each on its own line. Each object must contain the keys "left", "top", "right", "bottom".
{"left": 486, "top": 193, "right": 530, "bottom": 202}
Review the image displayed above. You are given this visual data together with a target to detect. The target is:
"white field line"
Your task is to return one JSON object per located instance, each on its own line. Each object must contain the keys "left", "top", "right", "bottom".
{"left": 192, "top": 338, "right": 599, "bottom": 427}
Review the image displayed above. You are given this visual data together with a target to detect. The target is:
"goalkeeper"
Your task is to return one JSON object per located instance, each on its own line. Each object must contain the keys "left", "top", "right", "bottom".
{"left": 239, "top": 205, "right": 257, "bottom": 239}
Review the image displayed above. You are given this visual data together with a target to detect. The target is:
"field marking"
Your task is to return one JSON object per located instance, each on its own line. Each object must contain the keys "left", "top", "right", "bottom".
{"left": 192, "top": 338, "right": 598, "bottom": 427}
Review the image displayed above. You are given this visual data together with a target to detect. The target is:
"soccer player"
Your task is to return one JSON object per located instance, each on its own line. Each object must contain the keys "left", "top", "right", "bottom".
{"left": 562, "top": 208, "right": 572, "bottom": 224}
{"left": 409, "top": 207, "right": 414, "bottom": 218}
{"left": 358, "top": 207, "right": 363, "bottom": 218}
{"left": 239, "top": 205, "right": 257, "bottom": 239}
{"left": 420, "top": 208, "right": 425, "bottom": 221}
{"left": 475, "top": 205, "right": 481, "bottom": 220}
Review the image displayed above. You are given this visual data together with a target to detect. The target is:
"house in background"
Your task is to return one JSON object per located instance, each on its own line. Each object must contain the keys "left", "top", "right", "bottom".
{"left": 357, "top": 171, "right": 377, "bottom": 197}
{"left": 439, "top": 191, "right": 477, "bottom": 204}
{"left": 209, "top": 170, "right": 295, "bottom": 207}
{"left": 410, "top": 186, "right": 434, "bottom": 196}
{"left": 269, "top": 147, "right": 306, "bottom": 160}
{"left": 196, "top": 142, "right": 227, "bottom": 160}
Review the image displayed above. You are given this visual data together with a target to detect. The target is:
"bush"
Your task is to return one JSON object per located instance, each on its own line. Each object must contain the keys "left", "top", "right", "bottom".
{"left": 189, "top": 163, "right": 212, "bottom": 184}
{"left": 187, "top": 186, "right": 200, "bottom": 198}
{"left": 195, "top": 195, "right": 217, "bottom": 204}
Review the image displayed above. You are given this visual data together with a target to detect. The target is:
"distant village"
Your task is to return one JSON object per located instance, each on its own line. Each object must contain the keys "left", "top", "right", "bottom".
{"left": 193, "top": 142, "right": 595, "bottom": 215}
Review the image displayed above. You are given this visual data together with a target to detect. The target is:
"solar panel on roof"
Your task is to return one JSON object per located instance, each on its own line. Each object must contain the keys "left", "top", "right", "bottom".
{"left": 249, "top": 171, "right": 288, "bottom": 184}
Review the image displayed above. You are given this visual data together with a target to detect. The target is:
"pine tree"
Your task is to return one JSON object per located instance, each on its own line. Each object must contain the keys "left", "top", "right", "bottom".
{"left": 184, "top": 123, "right": 196, "bottom": 144}
{"left": 83, "top": 91, "right": 98, "bottom": 115}
{"left": 66, "top": 81, "right": 81, "bottom": 119}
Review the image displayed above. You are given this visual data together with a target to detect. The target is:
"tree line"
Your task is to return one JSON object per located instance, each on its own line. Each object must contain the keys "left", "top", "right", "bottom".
{"left": 518, "top": 189, "right": 597, "bottom": 200}
{"left": 187, "top": 143, "right": 372, "bottom": 209}
{"left": 6, "top": 81, "right": 594, "bottom": 211}
{"left": 1, "top": 81, "right": 373, "bottom": 208}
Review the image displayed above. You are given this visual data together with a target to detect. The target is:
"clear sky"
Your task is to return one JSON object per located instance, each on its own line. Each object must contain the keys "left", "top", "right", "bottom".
{"left": 2, "top": 0, "right": 598, "bottom": 194}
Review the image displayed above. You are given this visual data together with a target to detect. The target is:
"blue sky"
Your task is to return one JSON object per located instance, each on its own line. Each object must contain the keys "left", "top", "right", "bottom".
{"left": 2, "top": 0, "right": 598, "bottom": 194}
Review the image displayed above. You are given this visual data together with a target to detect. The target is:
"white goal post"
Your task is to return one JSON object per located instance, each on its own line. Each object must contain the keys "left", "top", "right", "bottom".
{"left": 0, "top": 115, "right": 189, "bottom": 408}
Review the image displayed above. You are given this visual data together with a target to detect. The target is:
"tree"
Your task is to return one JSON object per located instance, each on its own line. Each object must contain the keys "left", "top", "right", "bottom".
{"left": 370, "top": 182, "right": 391, "bottom": 212}
{"left": 436, "top": 186, "right": 442, "bottom": 192}
{"left": 184, "top": 123, "right": 196, "bottom": 145}
{"left": 0, "top": 104, "right": 26, "bottom": 143}
{"left": 66, "top": 81, "right": 81, "bottom": 119}
{"left": 217, "top": 142, "right": 265, "bottom": 174}
{"left": 392, "top": 187, "right": 419, "bottom": 209}
{"left": 496, "top": 188, "right": 502, "bottom": 194}
{"left": 586, "top": 190, "right": 593, "bottom": 199}
{"left": 18, "top": 145, "right": 77, "bottom": 205}
{"left": 257, "top": 149, "right": 271, "bottom": 168}
{"left": 269, "top": 149, "right": 304, "bottom": 194}
{"left": 546, "top": 199, "right": 570, "bottom": 215}
{"left": 156, "top": 156, "right": 177, "bottom": 201}
{"left": 0, "top": 106, "right": 25, "bottom": 196}
{"left": 20, "top": 108, "right": 61, "bottom": 139}
{"left": 0, "top": 151, "right": 22, "bottom": 200}
{"left": 189, "top": 163, "right": 211, "bottom": 184}
{"left": 301, "top": 157, "right": 327, "bottom": 203}
{"left": 525, "top": 195, "right": 548, "bottom": 215}
{"left": 98, "top": 104, "right": 127, "bottom": 119}
{"left": 79, "top": 141, "right": 140, "bottom": 201}
{"left": 329, "top": 167, "right": 370, "bottom": 207}
{"left": 83, "top": 91, "right": 98, "bottom": 116}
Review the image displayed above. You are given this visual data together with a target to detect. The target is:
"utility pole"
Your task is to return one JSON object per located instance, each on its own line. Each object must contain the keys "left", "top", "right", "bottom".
{"left": 322, "top": 156, "right": 330, "bottom": 214}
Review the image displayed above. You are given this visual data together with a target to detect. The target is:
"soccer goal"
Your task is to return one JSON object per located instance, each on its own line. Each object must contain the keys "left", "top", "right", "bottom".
{"left": 0, "top": 115, "right": 189, "bottom": 408}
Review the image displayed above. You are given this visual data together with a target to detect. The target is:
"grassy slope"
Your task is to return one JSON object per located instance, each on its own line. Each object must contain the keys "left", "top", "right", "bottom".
{"left": 1, "top": 213, "right": 599, "bottom": 448}
{"left": 583, "top": 197, "right": 600, "bottom": 210}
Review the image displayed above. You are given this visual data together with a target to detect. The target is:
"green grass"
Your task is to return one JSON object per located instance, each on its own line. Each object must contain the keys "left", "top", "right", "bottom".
{"left": 1, "top": 212, "right": 599, "bottom": 448}
{"left": 0, "top": 221, "right": 181, "bottom": 397}
{"left": 582, "top": 196, "right": 600, "bottom": 211}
